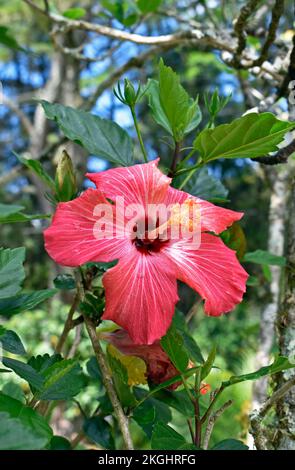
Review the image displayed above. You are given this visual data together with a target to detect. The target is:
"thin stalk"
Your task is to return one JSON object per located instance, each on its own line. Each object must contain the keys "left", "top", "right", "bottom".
{"left": 169, "top": 140, "right": 181, "bottom": 176}
{"left": 130, "top": 106, "right": 148, "bottom": 163}
{"left": 74, "top": 269, "right": 134, "bottom": 450}
{"left": 178, "top": 162, "right": 203, "bottom": 190}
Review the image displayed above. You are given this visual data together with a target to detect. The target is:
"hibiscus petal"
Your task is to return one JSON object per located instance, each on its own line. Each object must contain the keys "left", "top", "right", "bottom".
{"left": 86, "top": 159, "right": 171, "bottom": 207}
{"left": 163, "top": 233, "right": 248, "bottom": 316}
{"left": 102, "top": 247, "right": 179, "bottom": 344}
{"left": 44, "top": 188, "right": 130, "bottom": 266}
{"left": 165, "top": 186, "right": 243, "bottom": 234}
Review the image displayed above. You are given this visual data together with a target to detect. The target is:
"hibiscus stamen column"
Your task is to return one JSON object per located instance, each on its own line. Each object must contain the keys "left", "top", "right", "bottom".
{"left": 74, "top": 269, "right": 134, "bottom": 450}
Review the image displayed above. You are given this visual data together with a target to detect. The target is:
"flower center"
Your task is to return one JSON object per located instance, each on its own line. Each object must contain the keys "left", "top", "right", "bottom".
{"left": 132, "top": 198, "right": 200, "bottom": 254}
{"left": 132, "top": 217, "right": 169, "bottom": 254}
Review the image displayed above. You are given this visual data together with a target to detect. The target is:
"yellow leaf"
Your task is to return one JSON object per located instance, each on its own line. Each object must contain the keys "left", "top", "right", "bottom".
{"left": 108, "top": 344, "right": 147, "bottom": 386}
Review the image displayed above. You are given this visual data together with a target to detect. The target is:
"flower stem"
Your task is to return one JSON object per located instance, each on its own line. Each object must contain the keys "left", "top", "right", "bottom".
{"left": 178, "top": 161, "right": 203, "bottom": 190}
{"left": 74, "top": 269, "right": 134, "bottom": 450}
{"left": 130, "top": 106, "right": 148, "bottom": 163}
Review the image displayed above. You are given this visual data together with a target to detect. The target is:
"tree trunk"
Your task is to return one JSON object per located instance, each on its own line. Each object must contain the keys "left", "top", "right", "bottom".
{"left": 274, "top": 163, "right": 295, "bottom": 450}
{"left": 252, "top": 166, "right": 289, "bottom": 409}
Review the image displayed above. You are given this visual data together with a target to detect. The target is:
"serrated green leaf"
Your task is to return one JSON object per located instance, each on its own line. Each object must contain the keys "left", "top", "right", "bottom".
{"left": 39, "top": 359, "right": 86, "bottom": 400}
{"left": 0, "top": 289, "right": 57, "bottom": 317}
{"left": 193, "top": 113, "right": 294, "bottom": 162}
{"left": 158, "top": 60, "right": 201, "bottom": 141}
{"left": 0, "top": 393, "right": 52, "bottom": 450}
{"left": 0, "top": 326, "right": 26, "bottom": 355}
{"left": 49, "top": 435, "right": 72, "bottom": 450}
{"left": 211, "top": 439, "right": 248, "bottom": 450}
{"left": 83, "top": 416, "right": 114, "bottom": 449}
{"left": 41, "top": 101, "right": 134, "bottom": 166}
{"left": 161, "top": 324, "right": 189, "bottom": 372}
{"left": 243, "top": 249, "right": 286, "bottom": 266}
{"left": 0, "top": 247, "right": 25, "bottom": 299}
{"left": 2, "top": 382, "right": 25, "bottom": 403}
{"left": 1, "top": 357, "right": 44, "bottom": 390}
{"left": 53, "top": 274, "right": 76, "bottom": 290}
{"left": 151, "top": 422, "right": 186, "bottom": 450}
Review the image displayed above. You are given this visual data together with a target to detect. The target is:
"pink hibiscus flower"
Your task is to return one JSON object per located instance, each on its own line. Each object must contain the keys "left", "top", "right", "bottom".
{"left": 44, "top": 159, "right": 248, "bottom": 344}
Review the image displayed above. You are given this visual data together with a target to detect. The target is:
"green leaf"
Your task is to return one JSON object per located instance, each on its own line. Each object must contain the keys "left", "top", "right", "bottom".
{"left": 86, "top": 356, "right": 102, "bottom": 381}
{"left": 182, "top": 332, "right": 205, "bottom": 364}
{"left": 0, "top": 247, "right": 25, "bottom": 299}
{"left": 1, "top": 357, "right": 44, "bottom": 390}
{"left": 0, "top": 289, "right": 57, "bottom": 317}
{"left": 0, "top": 26, "right": 23, "bottom": 51}
{"left": 157, "top": 60, "right": 201, "bottom": 141}
{"left": 147, "top": 79, "right": 173, "bottom": 135}
{"left": 243, "top": 249, "right": 286, "bottom": 266}
{"left": 154, "top": 389, "right": 195, "bottom": 418}
{"left": 39, "top": 359, "right": 86, "bottom": 400}
{"left": 49, "top": 436, "right": 72, "bottom": 450}
{"left": 107, "top": 348, "right": 136, "bottom": 406}
{"left": 151, "top": 422, "right": 186, "bottom": 450}
{"left": 83, "top": 416, "right": 114, "bottom": 450}
{"left": 194, "top": 113, "right": 295, "bottom": 163}
{"left": 62, "top": 7, "right": 86, "bottom": 19}
{"left": 201, "top": 346, "right": 216, "bottom": 380}
{"left": 0, "top": 393, "right": 52, "bottom": 450}
{"left": 222, "top": 356, "right": 295, "bottom": 388}
{"left": 211, "top": 439, "right": 248, "bottom": 450}
{"left": 182, "top": 167, "right": 229, "bottom": 202}
{"left": 0, "top": 212, "right": 50, "bottom": 224}
{"left": 28, "top": 353, "right": 62, "bottom": 374}
{"left": 0, "top": 203, "right": 25, "bottom": 217}
{"left": 53, "top": 274, "right": 76, "bottom": 290}
{"left": 0, "top": 326, "right": 26, "bottom": 355}
{"left": 2, "top": 382, "right": 25, "bottom": 403}
{"left": 41, "top": 101, "right": 134, "bottom": 166}
{"left": 137, "top": 0, "right": 162, "bottom": 13}
{"left": 161, "top": 323, "right": 189, "bottom": 373}
{"left": 132, "top": 400, "right": 156, "bottom": 425}
{"left": 16, "top": 154, "right": 55, "bottom": 190}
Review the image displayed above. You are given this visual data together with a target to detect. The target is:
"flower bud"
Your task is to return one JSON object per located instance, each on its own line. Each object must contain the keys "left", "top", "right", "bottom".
{"left": 55, "top": 150, "right": 77, "bottom": 202}
{"left": 123, "top": 79, "right": 137, "bottom": 107}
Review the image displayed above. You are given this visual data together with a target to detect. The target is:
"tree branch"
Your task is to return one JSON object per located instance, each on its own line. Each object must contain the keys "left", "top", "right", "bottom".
{"left": 252, "top": 0, "right": 285, "bottom": 67}
{"left": 2, "top": 95, "right": 34, "bottom": 135}
{"left": 252, "top": 138, "right": 295, "bottom": 165}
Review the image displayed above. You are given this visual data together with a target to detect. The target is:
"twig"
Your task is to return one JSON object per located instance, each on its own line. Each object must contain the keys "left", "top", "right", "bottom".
{"left": 232, "top": 0, "right": 261, "bottom": 66}
{"left": 202, "top": 400, "right": 233, "bottom": 449}
{"left": 252, "top": 0, "right": 285, "bottom": 67}
{"left": 252, "top": 138, "right": 295, "bottom": 165}
{"left": 55, "top": 294, "right": 80, "bottom": 354}
{"left": 74, "top": 269, "right": 134, "bottom": 450}
{"left": 168, "top": 141, "right": 181, "bottom": 176}
{"left": 2, "top": 95, "right": 34, "bottom": 135}
{"left": 201, "top": 385, "right": 225, "bottom": 424}
{"left": 68, "top": 323, "right": 82, "bottom": 358}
